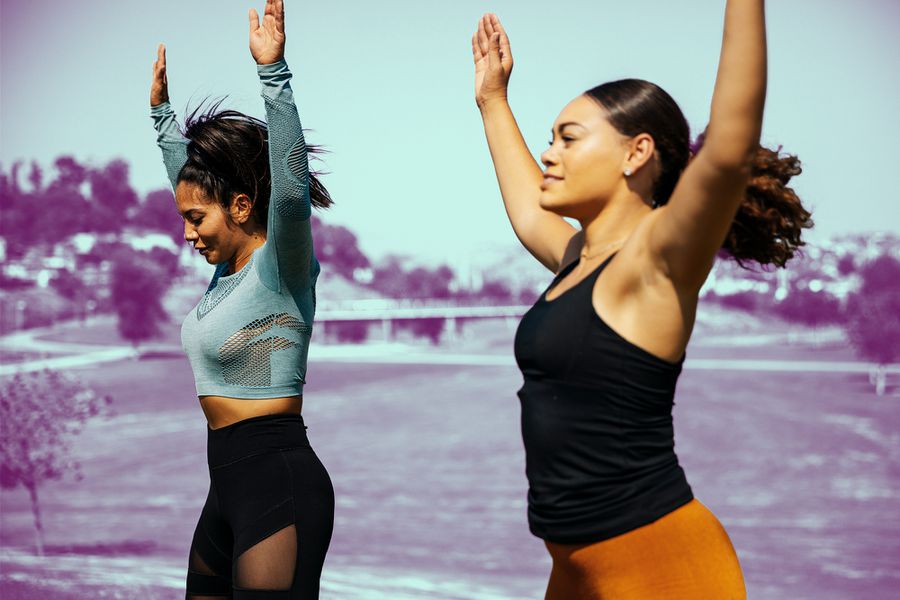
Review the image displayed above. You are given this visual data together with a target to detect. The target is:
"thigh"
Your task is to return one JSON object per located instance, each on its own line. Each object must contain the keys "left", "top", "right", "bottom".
{"left": 282, "top": 447, "right": 335, "bottom": 595}
{"left": 215, "top": 448, "right": 334, "bottom": 598}
{"left": 186, "top": 482, "right": 234, "bottom": 599}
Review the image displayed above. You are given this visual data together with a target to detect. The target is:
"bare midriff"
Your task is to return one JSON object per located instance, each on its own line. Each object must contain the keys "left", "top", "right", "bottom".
{"left": 199, "top": 395, "right": 303, "bottom": 430}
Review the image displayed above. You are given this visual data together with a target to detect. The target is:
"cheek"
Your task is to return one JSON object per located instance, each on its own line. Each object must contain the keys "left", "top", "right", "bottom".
{"left": 564, "top": 148, "right": 619, "bottom": 197}
{"left": 198, "top": 215, "right": 228, "bottom": 242}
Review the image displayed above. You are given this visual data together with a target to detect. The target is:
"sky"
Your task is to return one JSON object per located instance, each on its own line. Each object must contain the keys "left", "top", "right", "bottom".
{"left": 2, "top": 0, "right": 898, "bottom": 265}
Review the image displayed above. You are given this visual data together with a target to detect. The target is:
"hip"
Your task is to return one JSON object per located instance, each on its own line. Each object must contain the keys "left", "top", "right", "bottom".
{"left": 204, "top": 413, "right": 333, "bottom": 519}
{"left": 544, "top": 499, "right": 745, "bottom": 599}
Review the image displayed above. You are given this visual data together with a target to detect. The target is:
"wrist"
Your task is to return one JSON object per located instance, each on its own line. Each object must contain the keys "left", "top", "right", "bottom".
{"left": 255, "top": 53, "right": 285, "bottom": 66}
{"left": 478, "top": 95, "right": 510, "bottom": 113}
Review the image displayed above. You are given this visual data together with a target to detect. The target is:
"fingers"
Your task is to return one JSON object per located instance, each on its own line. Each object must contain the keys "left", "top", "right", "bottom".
{"left": 472, "top": 32, "right": 482, "bottom": 63}
{"left": 487, "top": 31, "right": 501, "bottom": 70}
{"left": 249, "top": 7, "right": 260, "bottom": 32}
{"left": 493, "top": 18, "right": 512, "bottom": 64}
{"left": 275, "top": 0, "right": 284, "bottom": 34}
{"left": 152, "top": 43, "right": 166, "bottom": 83}
{"left": 484, "top": 13, "right": 496, "bottom": 38}
{"left": 476, "top": 14, "right": 489, "bottom": 56}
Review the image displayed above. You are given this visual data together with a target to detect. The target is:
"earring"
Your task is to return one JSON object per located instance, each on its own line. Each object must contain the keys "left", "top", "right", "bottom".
{"left": 624, "top": 168, "right": 633, "bottom": 177}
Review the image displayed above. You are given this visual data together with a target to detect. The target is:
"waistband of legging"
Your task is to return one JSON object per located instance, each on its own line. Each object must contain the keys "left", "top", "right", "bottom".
{"left": 206, "top": 412, "right": 311, "bottom": 468}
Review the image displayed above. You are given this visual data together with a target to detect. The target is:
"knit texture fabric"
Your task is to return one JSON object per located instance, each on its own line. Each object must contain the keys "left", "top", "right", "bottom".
{"left": 151, "top": 59, "right": 318, "bottom": 399}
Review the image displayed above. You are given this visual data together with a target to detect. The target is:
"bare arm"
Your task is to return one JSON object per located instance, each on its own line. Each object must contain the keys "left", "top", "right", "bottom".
{"left": 474, "top": 14, "right": 576, "bottom": 273}
{"left": 648, "top": 0, "right": 767, "bottom": 290}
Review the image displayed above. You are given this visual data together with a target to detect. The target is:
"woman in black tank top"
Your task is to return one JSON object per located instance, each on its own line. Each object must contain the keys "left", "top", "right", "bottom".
{"left": 471, "top": 2, "right": 811, "bottom": 598}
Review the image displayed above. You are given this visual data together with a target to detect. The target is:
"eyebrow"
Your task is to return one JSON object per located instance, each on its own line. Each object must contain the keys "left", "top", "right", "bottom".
{"left": 182, "top": 208, "right": 204, "bottom": 217}
{"left": 552, "top": 121, "right": 586, "bottom": 135}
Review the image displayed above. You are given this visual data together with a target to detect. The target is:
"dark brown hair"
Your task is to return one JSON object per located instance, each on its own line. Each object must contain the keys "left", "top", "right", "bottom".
{"left": 585, "top": 79, "right": 812, "bottom": 268}
{"left": 177, "top": 99, "right": 332, "bottom": 228}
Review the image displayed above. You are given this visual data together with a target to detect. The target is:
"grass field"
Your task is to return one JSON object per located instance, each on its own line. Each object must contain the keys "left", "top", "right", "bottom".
{"left": 2, "top": 315, "right": 899, "bottom": 599}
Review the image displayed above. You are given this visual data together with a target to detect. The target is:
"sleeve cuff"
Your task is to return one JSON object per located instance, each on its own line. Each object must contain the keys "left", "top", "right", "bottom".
{"left": 257, "top": 58, "right": 290, "bottom": 76}
{"left": 150, "top": 101, "right": 173, "bottom": 116}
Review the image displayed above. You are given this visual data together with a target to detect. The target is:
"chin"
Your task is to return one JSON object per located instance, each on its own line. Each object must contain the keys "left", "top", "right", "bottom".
{"left": 539, "top": 192, "right": 573, "bottom": 216}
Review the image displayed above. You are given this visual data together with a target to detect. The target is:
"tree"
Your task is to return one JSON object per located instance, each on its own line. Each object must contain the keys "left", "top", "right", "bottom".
{"left": 50, "top": 269, "right": 93, "bottom": 321}
{"left": 774, "top": 286, "right": 842, "bottom": 327}
{"left": 0, "top": 369, "right": 113, "bottom": 555}
{"left": 134, "top": 188, "right": 183, "bottom": 245}
{"left": 845, "top": 254, "right": 900, "bottom": 395}
{"left": 310, "top": 216, "right": 370, "bottom": 279}
{"left": 477, "top": 279, "right": 514, "bottom": 304}
{"left": 88, "top": 159, "right": 138, "bottom": 232}
{"left": 370, "top": 257, "right": 454, "bottom": 300}
{"left": 330, "top": 320, "right": 370, "bottom": 343}
{"left": 403, "top": 318, "right": 445, "bottom": 345}
{"left": 110, "top": 251, "right": 171, "bottom": 346}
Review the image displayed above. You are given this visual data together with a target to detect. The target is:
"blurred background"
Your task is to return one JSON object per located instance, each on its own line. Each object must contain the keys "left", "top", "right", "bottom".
{"left": 2, "top": 0, "right": 899, "bottom": 598}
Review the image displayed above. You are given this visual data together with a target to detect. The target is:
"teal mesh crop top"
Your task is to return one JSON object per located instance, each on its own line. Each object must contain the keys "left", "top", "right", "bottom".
{"left": 150, "top": 59, "right": 319, "bottom": 399}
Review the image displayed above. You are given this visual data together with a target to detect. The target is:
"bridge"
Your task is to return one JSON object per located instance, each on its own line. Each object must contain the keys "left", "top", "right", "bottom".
{"left": 314, "top": 301, "right": 532, "bottom": 341}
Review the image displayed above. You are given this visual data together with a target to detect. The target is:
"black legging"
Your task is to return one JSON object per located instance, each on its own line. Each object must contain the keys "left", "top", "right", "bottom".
{"left": 185, "top": 413, "right": 334, "bottom": 599}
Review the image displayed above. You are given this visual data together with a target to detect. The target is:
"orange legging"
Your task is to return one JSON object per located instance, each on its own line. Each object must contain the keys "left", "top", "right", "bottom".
{"left": 544, "top": 499, "right": 746, "bottom": 600}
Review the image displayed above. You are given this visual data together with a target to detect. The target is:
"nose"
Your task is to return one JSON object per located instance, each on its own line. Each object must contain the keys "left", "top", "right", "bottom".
{"left": 184, "top": 223, "right": 198, "bottom": 243}
{"left": 541, "top": 145, "right": 558, "bottom": 168}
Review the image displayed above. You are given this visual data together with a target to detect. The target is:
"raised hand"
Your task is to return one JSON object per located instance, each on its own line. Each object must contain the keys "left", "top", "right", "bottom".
{"left": 472, "top": 13, "right": 513, "bottom": 109}
{"left": 249, "top": 0, "right": 286, "bottom": 65}
{"left": 150, "top": 43, "right": 169, "bottom": 106}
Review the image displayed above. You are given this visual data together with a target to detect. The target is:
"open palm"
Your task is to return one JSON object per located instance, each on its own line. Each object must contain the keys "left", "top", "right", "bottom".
{"left": 249, "top": 0, "right": 286, "bottom": 65}
{"left": 150, "top": 43, "right": 169, "bottom": 106}
{"left": 472, "top": 13, "right": 513, "bottom": 108}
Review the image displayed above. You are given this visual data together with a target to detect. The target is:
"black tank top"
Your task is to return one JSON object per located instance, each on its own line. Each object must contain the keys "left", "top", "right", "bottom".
{"left": 513, "top": 252, "right": 693, "bottom": 544}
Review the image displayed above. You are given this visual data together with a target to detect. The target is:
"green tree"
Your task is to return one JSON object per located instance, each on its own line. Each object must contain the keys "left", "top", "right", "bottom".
{"left": 0, "top": 369, "right": 112, "bottom": 555}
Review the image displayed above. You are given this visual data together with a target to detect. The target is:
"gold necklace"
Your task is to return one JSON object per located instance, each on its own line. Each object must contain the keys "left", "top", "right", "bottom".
{"left": 579, "top": 237, "right": 626, "bottom": 261}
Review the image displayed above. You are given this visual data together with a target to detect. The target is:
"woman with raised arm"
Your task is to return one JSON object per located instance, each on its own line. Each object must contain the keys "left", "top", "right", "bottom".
{"left": 473, "top": 2, "right": 810, "bottom": 597}
{"left": 149, "top": 1, "right": 335, "bottom": 597}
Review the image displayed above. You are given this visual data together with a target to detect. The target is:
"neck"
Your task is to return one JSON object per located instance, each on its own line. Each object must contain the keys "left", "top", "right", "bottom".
{"left": 228, "top": 235, "right": 266, "bottom": 275}
{"left": 578, "top": 194, "right": 651, "bottom": 259}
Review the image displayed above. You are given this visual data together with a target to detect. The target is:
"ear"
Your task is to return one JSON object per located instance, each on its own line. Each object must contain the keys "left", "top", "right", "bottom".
{"left": 624, "top": 133, "right": 656, "bottom": 175}
{"left": 229, "top": 193, "right": 255, "bottom": 224}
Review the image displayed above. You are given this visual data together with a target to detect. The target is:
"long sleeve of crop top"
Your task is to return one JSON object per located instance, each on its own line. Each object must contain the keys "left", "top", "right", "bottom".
{"left": 253, "top": 58, "right": 319, "bottom": 294}
{"left": 149, "top": 101, "right": 188, "bottom": 191}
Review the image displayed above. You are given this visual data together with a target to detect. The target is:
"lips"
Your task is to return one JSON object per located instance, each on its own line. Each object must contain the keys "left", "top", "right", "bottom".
{"left": 541, "top": 175, "right": 562, "bottom": 190}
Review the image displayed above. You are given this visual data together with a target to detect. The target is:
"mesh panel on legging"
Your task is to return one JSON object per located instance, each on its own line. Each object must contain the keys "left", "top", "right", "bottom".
{"left": 233, "top": 524, "right": 297, "bottom": 595}
{"left": 187, "top": 549, "right": 232, "bottom": 599}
